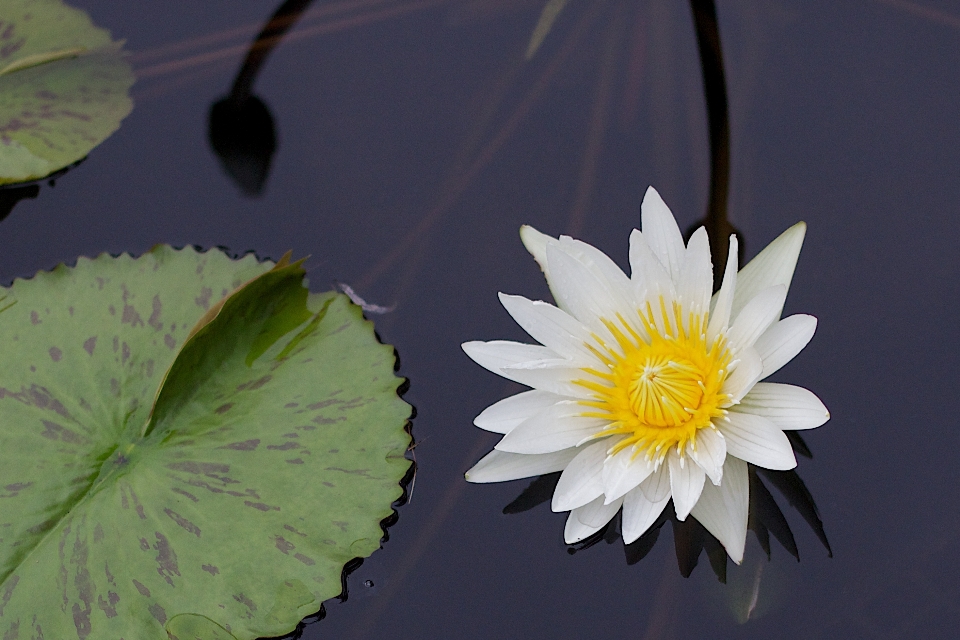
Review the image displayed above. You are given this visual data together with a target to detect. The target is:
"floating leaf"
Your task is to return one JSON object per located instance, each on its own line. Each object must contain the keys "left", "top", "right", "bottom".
{"left": 0, "top": 246, "right": 411, "bottom": 638}
{"left": 0, "top": 0, "right": 134, "bottom": 185}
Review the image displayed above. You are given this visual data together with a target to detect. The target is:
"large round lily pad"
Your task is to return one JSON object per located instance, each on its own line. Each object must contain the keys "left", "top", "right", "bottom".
{"left": 0, "top": 246, "right": 412, "bottom": 638}
{"left": 0, "top": 0, "right": 135, "bottom": 185}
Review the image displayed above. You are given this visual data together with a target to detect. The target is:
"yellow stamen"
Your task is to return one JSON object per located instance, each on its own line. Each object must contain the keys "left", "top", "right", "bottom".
{"left": 575, "top": 295, "right": 731, "bottom": 459}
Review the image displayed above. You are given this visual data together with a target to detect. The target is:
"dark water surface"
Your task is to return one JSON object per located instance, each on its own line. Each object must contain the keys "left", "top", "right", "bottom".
{"left": 7, "top": 0, "right": 960, "bottom": 637}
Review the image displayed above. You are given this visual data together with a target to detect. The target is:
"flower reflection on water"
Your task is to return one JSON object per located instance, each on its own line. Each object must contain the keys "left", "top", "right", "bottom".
{"left": 463, "top": 187, "right": 829, "bottom": 566}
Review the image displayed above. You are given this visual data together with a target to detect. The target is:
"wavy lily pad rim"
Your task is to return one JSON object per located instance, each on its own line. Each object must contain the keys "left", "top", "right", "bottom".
{"left": 0, "top": 244, "right": 419, "bottom": 637}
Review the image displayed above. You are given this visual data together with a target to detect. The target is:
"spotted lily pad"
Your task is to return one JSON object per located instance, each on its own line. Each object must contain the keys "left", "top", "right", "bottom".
{"left": 0, "top": 246, "right": 412, "bottom": 638}
{"left": 0, "top": 0, "right": 135, "bottom": 186}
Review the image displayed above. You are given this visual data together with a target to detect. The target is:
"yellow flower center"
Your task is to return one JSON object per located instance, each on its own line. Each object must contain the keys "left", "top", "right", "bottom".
{"left": 576, "top": 298, "right": 732, "bottom": 460}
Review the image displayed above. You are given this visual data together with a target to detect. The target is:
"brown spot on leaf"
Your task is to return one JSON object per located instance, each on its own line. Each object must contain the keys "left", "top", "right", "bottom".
{"left": 40, "top": 420, "right": 85, "bottom": 444}
{"left": 93, "top": 523, "right": 103, "bottom": 543}
{"left": 108, "top": 305, "right": 115, "bottom": 316}
{"left": 132, "top": 580, "right": 151, "bottom": 597}
{"left": 167, "top": 462, "right": 230, "bottom": 475}
{"left": 139, "top": 538, "right": 149, "bottom": 551}
{"left": 83, "top": 337, "right": 96, "bottom": 355}
{"left": 29, "top": 311, "right": 40, "bottom": 325}
{"left": 97, "top": 591, "right": 119, "bottom": 618}
{"left": 217, "top": 439, "right": 259, "bottom": 451}
{"left": 71, "top": 533, "right": 93, "bottom": 640}
{"left": 294, "top": 553, "right": 316, "bottom": 566}
{"left": 202, "top": 564, "right": 219, "bottom": 576}
{"left": 171, "top": 487, "right": 198, "bottom": 502}
{"left": 164, "top": 508, "right": 201, "bottom": 537}
{"left": 164, "top": 334, "right": 176, "bottom": 349}
{"left": 284, "top": 402, "right": 299, "bottom": 408}
{"left": 313, "top": 416, "right": 346, "bottom": 425}
{"left": 232, "top": 593, "right": 257, "bottom": 612}
{"left": 245, "top": 501, "right": 279, "bottom": 512}
{"left": 286, "top": 459, "right": 304, "bottom": 465}
{"left": 149, "top": 603, "right": 167, "bottom": 625}
{"left": 122, "top": 305, "right": 143, "bottom": 328}
{"left": 0, "top": 575, "right": 18, "bottom": 616}
{"left": 237, "top": 375, "right": 272, "bottom": 391}
{"left": 148, "top": 295, "right": 163, "bottom": 330}
{"left": 308, "top": 399, "right": 341, "bottom": 410}
{"left": 154, "top": 532, "right": 181, "bottom": 585}
{"left": 121, "top": 342, "right": 130, "bottom": 365}
{"left": 274, "top": 536, "right": 294, "bottom": 554}
{"left": 195, "top": 287, "right": 212, "bottom": 310}
{"left": 283, "top": 524, "right": 307, "bottom": 538}
{"left": 214, "top": 403, "right": 233, "bottom": 415}
{"left": 49, "top": 347, "right": 62, "bottom": 362}
{"left": 266, "top": 442, "right": 300, "bottom": 451}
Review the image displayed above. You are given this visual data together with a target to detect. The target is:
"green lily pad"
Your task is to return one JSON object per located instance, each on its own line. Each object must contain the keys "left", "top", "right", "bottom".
{"left": 0, "top": 0, "right": 135, "bottom": 186}
{"left": 0, "top": 246, "right": 412, "bottom": 638}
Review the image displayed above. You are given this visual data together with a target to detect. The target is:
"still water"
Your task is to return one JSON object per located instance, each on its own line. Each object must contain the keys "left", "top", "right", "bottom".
{"left": 5, "top": 0, "right": 960, "bottom": 637}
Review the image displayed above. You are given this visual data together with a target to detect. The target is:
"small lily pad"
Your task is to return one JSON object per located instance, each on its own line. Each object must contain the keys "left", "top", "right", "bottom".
{"left": 0, "top": 246, "right": 412, "bottom": 638}
{"left": 0, "top": 0, "right": 134, "bottom": 185}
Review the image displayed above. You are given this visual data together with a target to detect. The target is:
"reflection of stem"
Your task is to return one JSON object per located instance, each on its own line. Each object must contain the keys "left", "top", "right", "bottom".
{"left": 690, "top": 0, "right": 734, "bottom": 274}
{"left": 230, "top": 0, "right": 315, "bottom": 103}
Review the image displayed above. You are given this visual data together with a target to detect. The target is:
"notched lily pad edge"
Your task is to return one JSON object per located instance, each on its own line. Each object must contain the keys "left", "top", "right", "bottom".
{"left": 273, "top": 346, "right": 417, "bottom": 640}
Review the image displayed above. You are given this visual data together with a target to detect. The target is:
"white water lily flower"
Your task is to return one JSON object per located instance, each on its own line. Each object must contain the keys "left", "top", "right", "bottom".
{"left": 463, "top": 187, "right": 828, "bottom": 563}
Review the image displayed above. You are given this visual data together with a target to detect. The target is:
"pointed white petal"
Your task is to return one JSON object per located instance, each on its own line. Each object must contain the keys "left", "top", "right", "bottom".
{"left": 551, "top": 439, "right": 611, "bottom": 511}
{"left": 545, "top": 244, "right": 625, "bottom": 335}
{"left": 629, "top": 229, "right": 677, "bottom": 303}
{"left": 640, "top": 186, "right": 685, "bottom": 281}
{"left": 668, "top": 449, "right": 706, "bottom": 520}
{"left": 621, "top": 485, "right": 671, "bottom": 544}
{"left": 721, "top": 411, "right": 797, "bottom": 470}
{"left": 707, "top": 235, "right": 738, "bottom": 345}
{"left": 556, "top": 236, "right": 634, "bottom": 313}
{"left": 721, "top": 346, "right": 763, "bottom": 404}
{"left": 495, "top": 402, "right": 607, "bottom": 454}
{"left": 498, "top": 294, "right": 597, "bottom": 363}
{"left": 677, "top": 227, "right": 713, "bottom": 318}
{"left": 462, "top": 340, "right": 562, "bottom": 377}
{"left": 689, "top": 427, "right": 726, "bottom": 485}
{"left": 520, "top": 225, "right": 552, "bottom": 276}
{"left": 564, "top": 495, "right": 622, "bottom": 543}
{"left": 731, "top": 222, "right": 806, "bottom": 320}
{"left": 639, "top": 464, "right": 671, "bottom": 502}
{"left": 690, "top": 456, "right": 749, "bottom": 563}
{"left": 739, "top": 383, "right": 830, "bottom": 430}
{"left": 726, "top": 285, "right": 787, "bottom": 351}
{"left": 754, "top": 314, "right": 817, "bottom": 380}
{"left": 474, "top": 389, "right": 565, "bottom": 434}
{"left": 499, "top": 363, "right": 595, "bottom": 398}
{"left": 601, "top": 446, "right": 656, "bottom": 503}
{"left": 465, "top": 448, "right": 580, "bottom": 483}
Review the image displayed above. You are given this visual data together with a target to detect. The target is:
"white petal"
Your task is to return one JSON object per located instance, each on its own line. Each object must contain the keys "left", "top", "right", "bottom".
{"left": 495, "top": 402, "right": 607, "bottom": 454}
{"left": 564, "top": 495, "right": 622, "bottom": 543}
{"left": 462, "top": 340, "right": 562, "bottom": 377}
{"left": 689, "top": 427, "right": 726, "bottom": 485}
{"left": 621, "top": 485, "right": 670, "bottom": 544}
{"left": 520, "top": 225, "right": 551, "bottom": 275}
{"left": 721, "top": 411, "right": 797, "bottom": 470}
{"left": 739, "top": 383, "right": 830, "bottom": 430}
{"left": 707, "top": 234, "right": 738, "bottom": 345}
{"left": 726, "top": 285, "right": 787, "bottom": 351}
{"left": 556, "top": 236, "right": 634, "bottom": 312}
{"left": 551, "top": 439, "right": 610, "bottom": 512}
{"left": 731, "top": 222, "right": 805, "bottom": 321}
{"left": 668, "top": 449, "right": 706, "bottom": 521}
{"left": 629, "top": 229, "right": 677, "bottom": 303}
{"left": 639, "top": 464, "right": 671, "bottom": 502}
{"left": 677, "top": 227, "right": 713, "bottom": 318}
{"left": 545, "top": 244, "right": 624, "bottom": 335}
{"left": 721, "top": 346, "right": 763, "bottom": 404}
{"left": 690, "top": 456, "right": 749, "bottom": 563}
{"left": 474, "top": 389, "right": 565, "bottom": 434}
{"left": 465, "top": 448, "right": 580, "bottom": 483}
{"left": 640, "top": 186, "right": 685, "bottom": 281}
{"left": 498, "top": 294, "right": 597, "bottom": 363}
{"left": 601, "top": 446, "right": 656, "bottom": 503}
{"left": 500, "top": 362, "right": 595, "bottom": 398}
{"left": 754, "top": 314, "right": 817, "bottom": 380}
